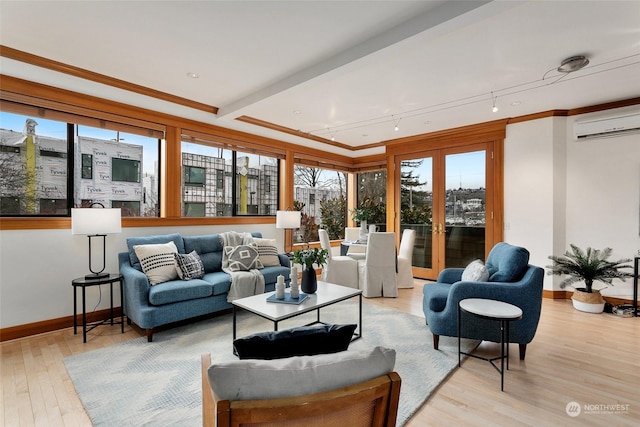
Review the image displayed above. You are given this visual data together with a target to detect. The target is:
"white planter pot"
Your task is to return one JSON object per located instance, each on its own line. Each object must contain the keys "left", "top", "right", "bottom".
{"left": 571, "top": 299, "right": 605, "bottom": 313}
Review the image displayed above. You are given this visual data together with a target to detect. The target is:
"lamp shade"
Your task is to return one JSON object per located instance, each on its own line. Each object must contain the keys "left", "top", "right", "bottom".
{"left": 276, "top": 210, "right": 301, "bottom": 229}
{"left": 71, "top": 208, "right": 122, "bottom": 235}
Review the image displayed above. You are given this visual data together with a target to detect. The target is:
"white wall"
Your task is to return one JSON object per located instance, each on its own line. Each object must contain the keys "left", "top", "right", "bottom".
{"left": 0, "top": 224, "right": 282, "bottom": 328}
{"left": 504, "top": 106, "right": 640, "bottom": 296}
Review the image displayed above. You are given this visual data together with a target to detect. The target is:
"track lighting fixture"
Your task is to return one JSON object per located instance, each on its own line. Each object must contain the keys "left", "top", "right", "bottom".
{"left": 491, "top": 92, "right": 498, "bottom": 113}
{"left": 392, "top": 115, "right": 401, "bottom": 131}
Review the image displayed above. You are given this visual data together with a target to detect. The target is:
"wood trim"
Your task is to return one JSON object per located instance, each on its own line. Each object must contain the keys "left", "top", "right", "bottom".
{"left": 0, "top": 307, "right": 122, "bottom": 342}
{"left": 0, "top": 45, "right": 218, "bottom": 115}
{"left": 567, "top": 96, "right": 640, "bottom": 116}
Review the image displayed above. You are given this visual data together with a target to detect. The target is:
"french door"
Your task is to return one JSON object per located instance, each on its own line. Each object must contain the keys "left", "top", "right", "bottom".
{"left": 397, "top": 142, "right": 498, "bottom": 280}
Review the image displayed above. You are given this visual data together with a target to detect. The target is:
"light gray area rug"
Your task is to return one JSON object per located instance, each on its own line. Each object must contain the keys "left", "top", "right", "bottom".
{"left": 64, "top": 300, "right": 478, "bottom": 426}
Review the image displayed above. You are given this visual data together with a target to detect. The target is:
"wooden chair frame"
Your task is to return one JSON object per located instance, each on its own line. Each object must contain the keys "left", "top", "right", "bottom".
{"left": 202, "top": 354, "right": 401, "bottom": 427}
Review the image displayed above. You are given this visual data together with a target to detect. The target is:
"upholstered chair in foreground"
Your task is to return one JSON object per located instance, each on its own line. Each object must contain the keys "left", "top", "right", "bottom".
{"left": 318, "top": 229, "right": 359, "bottom": 288}
{"left": 422, "top": 242, "right": 544, "bottom": 360}
{"left": 396, "top": 229, "right": 416, "bottom": 289}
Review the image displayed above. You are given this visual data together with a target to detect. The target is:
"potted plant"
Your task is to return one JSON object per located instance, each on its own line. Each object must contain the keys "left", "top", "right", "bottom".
{"left": 293, "top": 248, "right": 328, "bottom": 294}
{"left": 547, "top": 244, "right": 633, "bottom": 313}
{"left": 351, "top": 203, "right": 375, "bottom": 241}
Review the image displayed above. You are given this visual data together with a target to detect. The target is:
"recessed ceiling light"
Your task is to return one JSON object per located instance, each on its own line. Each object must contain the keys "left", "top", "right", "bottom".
{"left": 510, "top": 101, "right": 522, "bottom": 106}
{"left": 362, "top": 134, "right": 368, "bottom": 137}
{"left": 186, "top": 72, "right": 199, "bottom": 79}
{"left": 293, "top": 110, "right": 301, "bottom": 115}
{"left": 424, "top": 120, "right": 432, "bottom": 125}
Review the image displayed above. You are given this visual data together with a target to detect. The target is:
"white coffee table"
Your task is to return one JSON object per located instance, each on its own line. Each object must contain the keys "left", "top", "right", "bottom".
{"left": 232, "top": 281, "right": 363, "bottom": 348}
{"left": 457, "top": 298, "right": 523, "bottom": 391}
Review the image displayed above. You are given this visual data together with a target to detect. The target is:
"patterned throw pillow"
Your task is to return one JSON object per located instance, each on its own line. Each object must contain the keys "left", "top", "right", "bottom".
{"left": 224, "top": 244, "right": 264, "bottom": 271}
{"left": 174, "top": 250, "right": 205, "bottom": 280}
{"left": 253, "top": 237, "right": 281, "bottom": 267}
{"left": 133, "top": 241, "right": 179, "bottom": 285}
{"left": 461, "top": 259, "right": 490, "bottom": 282}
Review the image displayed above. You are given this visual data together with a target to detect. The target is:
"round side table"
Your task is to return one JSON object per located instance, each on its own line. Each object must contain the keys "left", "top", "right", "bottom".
{"left": 458, "top": 298, "right": 523, "bottom": 391}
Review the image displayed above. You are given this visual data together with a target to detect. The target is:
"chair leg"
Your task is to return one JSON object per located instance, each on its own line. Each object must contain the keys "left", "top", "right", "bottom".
{"left": 433, "top": 334, "right": 439, "bottom": 350}
{"left": 146, "top": 328, "right": 154, "bottom": 342}
{"left": 519, "top": 343, "right": 527, "bottom": 360}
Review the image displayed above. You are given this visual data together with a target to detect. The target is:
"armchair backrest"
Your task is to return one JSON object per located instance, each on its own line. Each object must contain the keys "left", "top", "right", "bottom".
{"left": 318, "top": 229, "right": 333, "bottom": 260}
{"left": 365, "top": 232, "right": 396, "bottom": 267}
{"left": 485, "top": 242, "right": 530, "bottom": 282}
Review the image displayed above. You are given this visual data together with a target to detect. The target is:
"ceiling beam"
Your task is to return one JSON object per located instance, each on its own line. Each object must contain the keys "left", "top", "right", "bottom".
{"left": 216, "top": 0, "right": 493, "bottom": 119}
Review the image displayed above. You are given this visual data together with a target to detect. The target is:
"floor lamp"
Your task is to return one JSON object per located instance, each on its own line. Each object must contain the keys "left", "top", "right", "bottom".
{"left": 276, "top": 210, "right": 301, "bottom": 254}
{"left": 72, "top": 205, "right": 122, "bottom": 279}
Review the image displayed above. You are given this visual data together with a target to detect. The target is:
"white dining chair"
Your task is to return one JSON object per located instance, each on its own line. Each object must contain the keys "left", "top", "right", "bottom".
{"left": 396, "top": 229, "right": 416, "bottom": 288}
{"left": 318, "top": 229, "right": 359, "bottom": 289}
{"left": 368, "top": 224, "right": 378, "bottom": 233}
{"left": 344, "top": 227, "right": 366, "bottom": 260}
{"left": 357, "top": 232, "right": 397, "bottom": 298}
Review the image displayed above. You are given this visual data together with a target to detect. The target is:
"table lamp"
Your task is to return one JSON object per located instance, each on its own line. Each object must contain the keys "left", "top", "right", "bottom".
{"left": 72, "top": 205, "right": 122, "bottom": 279}
{"left": 276, "top": 210, "right": 301, "bottom": 254}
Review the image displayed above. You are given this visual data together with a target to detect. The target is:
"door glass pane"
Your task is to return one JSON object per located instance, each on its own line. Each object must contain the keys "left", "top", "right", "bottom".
{"left": 400, "top": 158, "right": 432, "bottom": 269}
{"left": 445, "top": 151, "right": 486, "bottom": 268}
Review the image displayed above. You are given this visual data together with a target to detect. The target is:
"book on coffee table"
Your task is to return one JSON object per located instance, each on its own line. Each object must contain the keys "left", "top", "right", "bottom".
{"left": 266, "top": 292, "right": 308, "bottom": 305}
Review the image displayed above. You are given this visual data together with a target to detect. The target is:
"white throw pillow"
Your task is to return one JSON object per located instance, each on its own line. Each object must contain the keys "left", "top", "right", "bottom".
{"left": 133, "top": 241, "right": 179, "bottom": 285}
{"left": 461, "top": 259, "right": 489, "bottom": 282}
{"left": 253, "top": 237, "right": 281, "bottom": 267}
{"left": 208, "top": 346, "right": 396, "bottom": 401}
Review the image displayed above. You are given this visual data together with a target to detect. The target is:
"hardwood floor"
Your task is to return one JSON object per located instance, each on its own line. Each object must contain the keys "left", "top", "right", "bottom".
{"left": 2, "top": 281, "right": 638, "bottom": 426}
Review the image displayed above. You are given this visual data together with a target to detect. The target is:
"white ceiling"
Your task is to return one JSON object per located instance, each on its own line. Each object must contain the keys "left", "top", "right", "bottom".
{"left": 1, "top": 1, "right": 639, "bottom": 157}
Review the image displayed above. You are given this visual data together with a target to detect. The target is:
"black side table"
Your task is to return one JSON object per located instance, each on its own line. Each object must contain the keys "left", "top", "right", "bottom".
{"left": 72, "top": 273, "right": 124, "bottom": 343}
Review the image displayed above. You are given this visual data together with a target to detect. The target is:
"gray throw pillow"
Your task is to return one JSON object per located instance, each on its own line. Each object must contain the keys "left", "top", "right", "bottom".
{"left": 174, "top": 250, "right": 205, "bottom": 280}
{"left": 224, "top": 244, "right": 264, "bottom": 271}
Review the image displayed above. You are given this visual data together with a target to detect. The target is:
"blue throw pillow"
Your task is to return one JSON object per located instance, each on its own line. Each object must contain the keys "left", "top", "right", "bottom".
{"left": 485, "top": 243, "right": 530, "bottom": 282}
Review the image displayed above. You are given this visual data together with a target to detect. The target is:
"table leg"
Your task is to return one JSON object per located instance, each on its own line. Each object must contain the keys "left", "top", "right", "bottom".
{"left": 119, "top": 279, "right": 124, "bottom": 333}
{"left": 500, "top": 319, "right": 505, "bottom": 392}
{"left": 506, "top": 321, "right": 510, "bottom": 370}
{"left": 358, "top": 293, "right": 362, "bottom": 339}
{"left": 232, "top": 306, "right": 237, "bottom": 340}
{"left": 73, "top": 285, "right": 77, "bottom": 335}
{"left": 109, "top": 282, "right": 114, "bottom": 326}
{"left": 274, "top": 321, "right": 278, "bottom": 331}
{"left": 457, "top": 303, "right": 462, "bottom": 367}
{"left": 82, "top": 286, "right": 87, "bottom": 343}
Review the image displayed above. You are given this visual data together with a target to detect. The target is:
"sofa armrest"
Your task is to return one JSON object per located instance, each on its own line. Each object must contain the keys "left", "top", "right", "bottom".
{"left": 437, "top": 268, "right": 464, "bottom": 284}
{"left": 118, "top": 252, "right": 152, "bottom": 315}
{"left": 277, "top": 253, "right": 291, "bottom": 268}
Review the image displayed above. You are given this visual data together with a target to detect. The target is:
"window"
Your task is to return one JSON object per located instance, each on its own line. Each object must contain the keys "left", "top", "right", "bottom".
{"left": 184, "top": 166, "right": 205, "bottom": 186}
{"left": 0, "top": 111, "right": 69, "bottom": 216}
{"left": 180, "top": 137, "right": 280, "bottom": 217}
{"left": 356, "top": 169, "right": 387, "bottom": 232}
{"left": 235, "top": 151, "right": 278, "bottom": 216}
{"left": 294, "top": 165, "right": 347, "bottom": 241}
{"left": 40, "top": 150, "right": 67, "bottom": 158}
{"left": 112, "top": 158, "right": 140, "bottom": 183}
{"left": 39, "top": 198, "right": 67, "bottom": 214}
{"left": 111, "top": 200, "right": 140, "bottom": 216}
{"left": 82, "top": 153, "right": 93, "bottom": 179}
{"left": 184, "top": 202, "right": 205, "bottom": 217}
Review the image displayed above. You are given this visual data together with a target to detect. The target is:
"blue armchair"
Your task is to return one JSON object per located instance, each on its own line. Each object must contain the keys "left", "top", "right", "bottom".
{"left": 422, "top": 243, "right": 544, "bottom": 360}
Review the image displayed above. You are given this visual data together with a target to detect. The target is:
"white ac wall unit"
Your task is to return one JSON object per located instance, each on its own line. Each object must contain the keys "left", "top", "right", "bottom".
{"left": 574, "top": 112, "right": 640, "bottom": 140}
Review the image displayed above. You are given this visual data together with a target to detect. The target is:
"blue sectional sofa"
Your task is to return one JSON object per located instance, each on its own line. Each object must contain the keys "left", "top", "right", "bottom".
{"left": 119, "top": 232, "right": 291, "bottom": 342}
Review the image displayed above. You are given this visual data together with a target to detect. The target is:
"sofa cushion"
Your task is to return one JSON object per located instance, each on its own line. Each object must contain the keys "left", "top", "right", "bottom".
{"left": 183, "top": 234, "right": 224, "bottom": 273}
{"left": 461, "top": 259, "right": 489, "bottom": 282}
{"left": 224, "top": 244, "right": 264, "bottom": 271}
{"left": 133, "top": 242, "right": 179, "bottom": 285}
{"left": 233, "top": 324, "right": 357, "bottom": 360}
{"left": 174, "top": 251, "right": 205, "bottom": 280}
{"left": 148, "top": 278, "right": 213, "bottom": 306}
{"left": 485, "top": 242, "right": 530, "bottom": 282}
{"left": 253, "top": 238, "right": 281, "bottom": 267}
{"left": 202, "top": 271, "right": 232, "bottom": 296}
{"left": 208, "top": 346, "right": 396, "bottom": 401}
{"left": 127, "top": 233, "right": 185, "bottom": 271}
